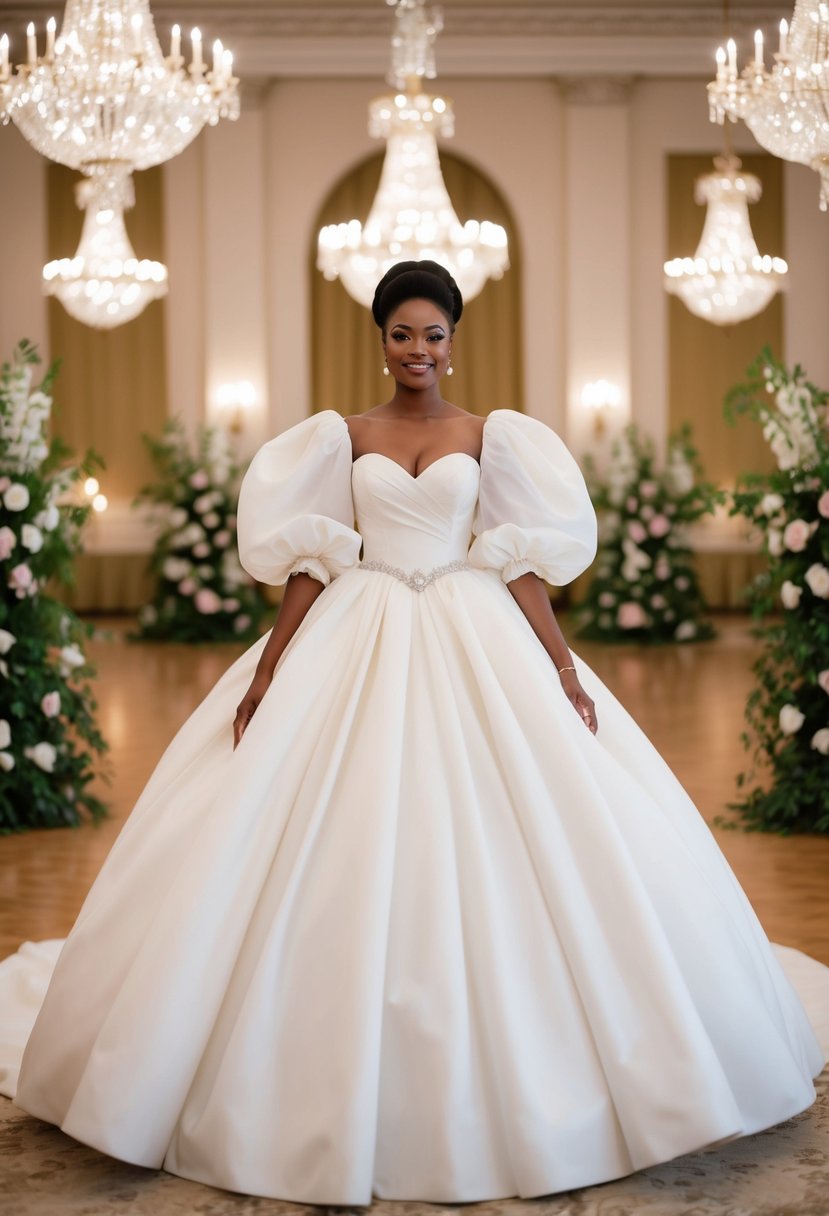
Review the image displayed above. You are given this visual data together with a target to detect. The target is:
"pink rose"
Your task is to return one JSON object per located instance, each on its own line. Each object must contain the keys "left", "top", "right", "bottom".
{"left": 189, "top": 470, "right": 210, "bottom": 490}
{"left": 193, "top": 542, "right": 210, "bottom": 559}
{"left": 639, "top": 481, "right": 657, "bottom": 498}
{"left": 627, "top": 521, "right": 647, "bottom": 544}
{"left": 0, "top": 477, "right": 9, "bottom": 493}
{"left": 617, "top": 601, "right": 648, "bottom": 629}
{"left": 178, "top": 578, "right": 197, "bottom": 596}
{"left": 0, "top": 526, "right": 16, "bottom": 560}
{"left": 654, "top": 559, "right": 671, "bottom": 580}
{"left": 41, "top": 691, "right": 61, "bottom": 718}
{"left": 818, "top": 491, "right": 829, "bottom": 519}
{"left": 8, "top": 563, "right": 33, "bottom": 592}
{"left": 625, "top": 496, "right": 638, "bottom": 512}
{"left": 648, "top": 514, "right": 671, "bottom": 538}
{"left": 223, "top": 597, "right": 240, "bottom": 612}
{"left": 214, "top": 530, "right": 231, "bottom": 549}
{"left": 194, "top": 588, "right": 222, "bottom": 614}
{"left": 233, "top": 614, "right": 252, "bottom": 634}
{"left": 783, "top": 518, "right": 814, "bottom": 552}
{"left": 817, "top": 670, "right": 829, "bottom": 695}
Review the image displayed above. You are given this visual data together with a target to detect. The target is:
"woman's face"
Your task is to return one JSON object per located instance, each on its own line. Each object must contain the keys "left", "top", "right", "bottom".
{"left": 383, "top": 298, "right": 453, "bottom": 389}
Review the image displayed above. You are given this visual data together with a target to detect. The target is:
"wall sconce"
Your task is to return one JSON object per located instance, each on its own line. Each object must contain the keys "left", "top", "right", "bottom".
{"left": 83, "top": 475, "right": 108, "bottom": 513}
{"left": 580, "top": 379, "right": 622, "bottom": 438}
{"left": 215, "top": 380, "right": 256, "bottom": 434}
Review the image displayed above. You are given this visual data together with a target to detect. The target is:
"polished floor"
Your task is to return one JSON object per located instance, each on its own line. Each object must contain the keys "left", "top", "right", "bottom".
{"left": 2, "top": 613, "right": 828, "bottom": 966}
{"left": 1, "top": 613, "right": 828, "bottom": 1216}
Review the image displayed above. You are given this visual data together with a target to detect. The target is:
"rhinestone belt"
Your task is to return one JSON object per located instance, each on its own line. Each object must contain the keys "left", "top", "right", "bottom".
{"left": 360, "top": 558, "right": 469, "bottom": 591}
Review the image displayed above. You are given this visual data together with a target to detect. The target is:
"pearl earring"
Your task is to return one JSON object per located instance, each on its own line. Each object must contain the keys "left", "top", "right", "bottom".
{"left": 446, "top": 364, "right": 454, "bottom": 377}
{"left": 383, "top": 366, "right": 390, "bottom": 376}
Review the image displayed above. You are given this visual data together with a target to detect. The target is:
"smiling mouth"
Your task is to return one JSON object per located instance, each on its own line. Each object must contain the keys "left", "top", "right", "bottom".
{"left": 403, "top": 363, "right": 434, "bottom": 369}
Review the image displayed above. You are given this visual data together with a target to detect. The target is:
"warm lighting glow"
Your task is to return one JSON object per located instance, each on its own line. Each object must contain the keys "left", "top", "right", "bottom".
{"left": 215, "top": 380, "right": 257, "bottom": 433}
{"left": 92, "top": 493, "right": 108, "bottom": 513}
{"left": 663, "top": 156, "right": 787, "bottom": 325}
{"left": 580, "top": 380, "right": 622, "bottom": 436}
{"left": 317, "top": 0, "right": 509, "bottom": 307}
{"left": 708, "top": 1, "right": 829, "bottom": 210}
{"left": 83, "top": 476, "right": 100, "bottom": 497}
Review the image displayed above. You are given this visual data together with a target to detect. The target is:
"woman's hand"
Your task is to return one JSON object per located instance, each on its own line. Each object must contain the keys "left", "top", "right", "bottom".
{"left": 233, "top": 670, "right": 273, "bottom": 749}
{"left": 559, "top": 669, "right": 598, "bottom": 734}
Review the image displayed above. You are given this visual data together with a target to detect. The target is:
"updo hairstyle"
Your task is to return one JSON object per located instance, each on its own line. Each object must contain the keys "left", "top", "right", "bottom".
{"left": 372, "top": 260, "right": 463, "bottom": 332}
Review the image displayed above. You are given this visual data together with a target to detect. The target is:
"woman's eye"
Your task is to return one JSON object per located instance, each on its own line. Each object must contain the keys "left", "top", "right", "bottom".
{"left": 427, "top": 333, "right": 445, "bottom": 341}
{"left": 391, "top": 332, "right": 408, "bottom": 341}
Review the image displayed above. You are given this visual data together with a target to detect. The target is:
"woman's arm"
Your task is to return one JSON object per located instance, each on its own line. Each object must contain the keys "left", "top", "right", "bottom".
{"left": 506, "top": 571, "right": 598, "bottom": 734}
{"left": 233, "top": 572, "right": 326, "bottom": 748}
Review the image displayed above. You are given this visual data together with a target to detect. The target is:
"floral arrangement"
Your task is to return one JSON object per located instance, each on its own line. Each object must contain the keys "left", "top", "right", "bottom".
{"left": 134, "top": 420, "right": 267, "bottom": 643}
{"left": 726, "top": 349, "right": 829, "bottom": 833}
{"left": 0, "top": 340, "right": 106, "bottom": 833}
{"left": 576, "top": 424, "right": 720, "bottom": 644}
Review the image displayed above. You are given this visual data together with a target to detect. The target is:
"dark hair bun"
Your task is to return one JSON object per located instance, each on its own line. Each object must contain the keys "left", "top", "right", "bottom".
{"left": 372, "top": 260, "right": 463, "bottom": 329}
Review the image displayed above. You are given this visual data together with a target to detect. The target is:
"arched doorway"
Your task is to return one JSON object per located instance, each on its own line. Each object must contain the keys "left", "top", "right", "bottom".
{"left": 309, "top": 149, "right": 523, "bottom": 416}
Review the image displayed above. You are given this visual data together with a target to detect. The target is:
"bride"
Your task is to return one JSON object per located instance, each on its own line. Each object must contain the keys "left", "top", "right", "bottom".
{"left": 0, "top": 261, "right": 825, "bottom": 1205}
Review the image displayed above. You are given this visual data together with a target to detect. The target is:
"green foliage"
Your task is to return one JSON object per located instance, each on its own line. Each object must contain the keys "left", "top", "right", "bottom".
{"left": 576, "top": 424, "right": 722, "bottom": 645}
{"left": 133, "top": 419, "right": 268, "bottom": 644}
{"left": 0, "top": 341, "right": 107, "bottom": 833}
{"left": 725, "top": 349, "right": 829, "bottom": 834}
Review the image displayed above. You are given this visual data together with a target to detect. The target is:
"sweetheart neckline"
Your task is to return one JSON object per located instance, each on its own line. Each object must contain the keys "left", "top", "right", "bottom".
{"left": 352, "top": 451, "right": 480, "bottom": 482}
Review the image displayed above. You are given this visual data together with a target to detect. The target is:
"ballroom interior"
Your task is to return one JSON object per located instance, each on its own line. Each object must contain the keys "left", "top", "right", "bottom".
{"left": 1, "top": 2, "right": 828, "bottom": 1214}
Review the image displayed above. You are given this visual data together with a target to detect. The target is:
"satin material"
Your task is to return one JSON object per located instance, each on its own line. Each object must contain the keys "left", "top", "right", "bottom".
{"left": 2, "top": 412, "right": 824, "bottom": 1205}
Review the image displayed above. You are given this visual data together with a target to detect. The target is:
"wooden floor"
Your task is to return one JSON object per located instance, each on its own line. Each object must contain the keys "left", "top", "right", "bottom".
{"left": 1, "top": 614, "right": 828, "bottom": 965}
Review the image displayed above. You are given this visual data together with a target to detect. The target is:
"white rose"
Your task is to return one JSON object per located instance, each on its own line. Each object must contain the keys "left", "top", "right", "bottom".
{"left": 24, "top": 741, "right": 57, "bottom": 772}
{"left": 674, "top": 621, "right": 697, "bottom": 641}
{"left": 767, "top": 528, "right": 784, "bottom": 557}
{"left": 42, "top": 504, "right": 60, "bottom": 531}
{"left": 780, "top": 580, "right": 803, "bottom": 610}
{"left": 0, "top": 752, "right": 14, "bottom": 772}
{"left": 760, "top": 493, "right": 784, "bottom": 516}
{"left": 162, "top": 556, "right": 191, "bottom": 582}
{"left": 3, "top": 483, "right": 30, "bottom": 511}
{"left": 169, "top": 507, "right": 188, "bottom": 529}
{"left": 805, "top": 563, "right": 829, "bottom": 599}
{"left": 811, "top": 728, "right": 829, "bottom": 755}
{"left": 0, "top": 719, "right": 10, "bottom": 748}
{"left": 21, "top": 523, "right": 44, "bottom": 553}
{"left": 59, "top": 644, "right": 86, "bottom": 671}
{"left": 0, "top": 629, "right": 16, "bottom": 655}
{"left": 779, "top": 704, "right": 805, "bottom": 735}
{"left": 818, "top": 670, "right": 829, "bottom": 695}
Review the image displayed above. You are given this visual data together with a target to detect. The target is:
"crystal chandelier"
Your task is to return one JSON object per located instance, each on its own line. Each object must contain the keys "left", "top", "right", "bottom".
{"left": 43, "top": 163, "right": 167, "bottom": 328}
{"left": 317, "top": 0, "right": 509, "bottom": 308}
{"left": 0, "top": 1, "right": 239, "bottom": 325}
{"left": 708, "top": 3, "right": 829, "bottom": 210}
{"left": 664, "top": 155, "right": 787, "bottom": 325}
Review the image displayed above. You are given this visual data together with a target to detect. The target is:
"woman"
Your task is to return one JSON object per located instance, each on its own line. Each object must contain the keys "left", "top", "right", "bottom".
{"left": 0, "top": 261, "right": 825, "bottom": 1205}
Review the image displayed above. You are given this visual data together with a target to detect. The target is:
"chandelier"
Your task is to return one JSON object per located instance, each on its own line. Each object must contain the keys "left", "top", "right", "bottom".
{"left": 317, "top": 0, "right": 509, "bottom": 308}
{"left": 708, "top": 3, "right": 829, "bottom": 210}
{"left": 664, "top": 154, "right": 787, "bottom": 325}
{"left": 0, "top": 1, "right": 239, "bottom": 326}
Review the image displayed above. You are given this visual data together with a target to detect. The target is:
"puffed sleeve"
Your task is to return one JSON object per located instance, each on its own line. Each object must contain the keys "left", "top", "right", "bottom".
{"left": 237, "top": 410, "right": 361, "bottom": 587}
{"left": 469, "top": 409, "right": 597, "bottom": 585}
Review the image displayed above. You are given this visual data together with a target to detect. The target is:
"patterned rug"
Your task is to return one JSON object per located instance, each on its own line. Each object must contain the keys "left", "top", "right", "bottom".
{"left": 1, "top": 1070, "right": 826, "bottom": 1216}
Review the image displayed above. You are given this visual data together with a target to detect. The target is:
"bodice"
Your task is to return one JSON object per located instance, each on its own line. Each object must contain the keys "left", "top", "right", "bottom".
{"left": 352, "top": 453, "right": 480, "bottom": 571}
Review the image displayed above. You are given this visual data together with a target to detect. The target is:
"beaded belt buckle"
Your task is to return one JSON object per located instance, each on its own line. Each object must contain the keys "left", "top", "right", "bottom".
{"left": 360, "top": 558, "right": 469, "bottom": 591}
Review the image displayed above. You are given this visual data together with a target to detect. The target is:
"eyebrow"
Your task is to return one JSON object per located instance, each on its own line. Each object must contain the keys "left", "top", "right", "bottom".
{"left": 390, "top": 323, "right": 446, "bottom": 331}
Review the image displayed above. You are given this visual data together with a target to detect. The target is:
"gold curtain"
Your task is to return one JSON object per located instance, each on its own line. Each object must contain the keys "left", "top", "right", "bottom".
{"left": 47, "top": 163, "right": 168, "bottom": 503}
{"left": 47, "top": 164, "right": 168, "bottom": 611}
{"left": 667, "top": 153, "right": 782, "bottom": 485}
{"left": 667, "top": 153, "right": 783, "bottom": 608}
{"left": 311, "top": 150, "right": 523, "bottom": 416}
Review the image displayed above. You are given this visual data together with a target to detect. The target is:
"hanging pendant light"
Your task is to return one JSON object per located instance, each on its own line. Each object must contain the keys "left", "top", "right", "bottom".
{"left": 317, "top": 0, "right": 508, "bottom": 308}
{"left": 663, "top": 154, "right": 787, "bottom": 325}
{"left": 42, "top": 164, "right": 167, "bottom": 329}
{"left": 707, "top": 3, "right": 829, "bottom": 211}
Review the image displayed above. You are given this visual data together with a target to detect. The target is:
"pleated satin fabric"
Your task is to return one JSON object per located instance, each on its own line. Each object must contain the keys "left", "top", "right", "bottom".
{"left": 1, "top": 410, "right": 824, "bottom": 1204}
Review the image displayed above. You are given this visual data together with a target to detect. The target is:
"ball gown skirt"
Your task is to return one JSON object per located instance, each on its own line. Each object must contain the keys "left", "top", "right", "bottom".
{"left": 0, "top": 410, "right": 825, "bottom": 1205}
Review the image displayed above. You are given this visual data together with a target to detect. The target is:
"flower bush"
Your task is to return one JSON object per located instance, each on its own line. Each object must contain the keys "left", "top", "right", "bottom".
{"left": 134, "top": 420, "right": 267, "bottom": 643}
{"left": 576, "top": 424, "right": 721, "bottom": 644}
{"left": 0, "top": 340, "right": 106, "bottom": 833}
{"left": 726, "top": 349, "right": 829, "bottom": 833}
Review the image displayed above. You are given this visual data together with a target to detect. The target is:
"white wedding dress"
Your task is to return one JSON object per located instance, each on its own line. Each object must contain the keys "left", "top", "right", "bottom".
{"left": 0, "top": 409, "right": 826, "bottom": 1205}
